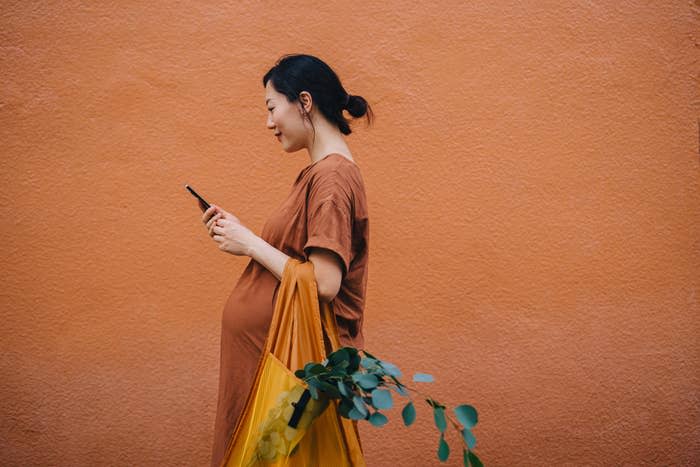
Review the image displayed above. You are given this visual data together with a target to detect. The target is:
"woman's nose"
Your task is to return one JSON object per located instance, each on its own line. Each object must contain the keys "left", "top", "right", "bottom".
{"left": 266, "top": 114, "right": 275, "bottom": 129}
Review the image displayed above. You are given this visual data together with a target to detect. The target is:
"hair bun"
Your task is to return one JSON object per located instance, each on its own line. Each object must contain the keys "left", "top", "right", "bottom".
{"left": 345, "top": 94, "right": 368, "bottom": 119}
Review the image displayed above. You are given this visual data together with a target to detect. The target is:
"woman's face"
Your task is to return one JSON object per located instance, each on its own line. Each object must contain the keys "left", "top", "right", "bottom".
{"left": 265, "top": 81, "right": 310, "bottom": 153}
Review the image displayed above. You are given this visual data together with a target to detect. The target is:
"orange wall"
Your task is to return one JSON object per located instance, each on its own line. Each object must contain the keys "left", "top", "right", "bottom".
{"left": 2, "top": 2, "right": 698, "bottom": 466}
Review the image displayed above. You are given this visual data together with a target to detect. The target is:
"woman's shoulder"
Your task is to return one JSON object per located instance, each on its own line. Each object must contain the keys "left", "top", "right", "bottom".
{"left": 309, "top": 153, "right": 363, "bottom": 185}
{"left": 303, "top": 154, "right": 367, "bottom": 207}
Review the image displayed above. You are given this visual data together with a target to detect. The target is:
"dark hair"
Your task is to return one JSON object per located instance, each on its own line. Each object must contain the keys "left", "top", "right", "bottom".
{"left": 262, "top": 54, "right": 373, "bottom": 135}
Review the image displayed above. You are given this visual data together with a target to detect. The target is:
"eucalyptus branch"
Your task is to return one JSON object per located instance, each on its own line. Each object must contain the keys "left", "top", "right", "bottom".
{"left": 293, "top": 346, "right": 484, "bottom": 467}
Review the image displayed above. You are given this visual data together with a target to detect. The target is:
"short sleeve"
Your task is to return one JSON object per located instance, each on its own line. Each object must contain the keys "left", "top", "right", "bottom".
{"left": 303, "top": 172, "right": 353, "bottom": 275}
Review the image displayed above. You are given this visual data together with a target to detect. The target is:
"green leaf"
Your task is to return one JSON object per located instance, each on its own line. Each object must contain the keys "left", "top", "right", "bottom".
{"left": 307, "top": 378, "right": 322, "bottom": 390}
{"left": 337, "top": 381, "right": 350, "bottom": 397}
{"left": 330, "top": 365, "right": 348, "bottom": 377}
{"left": 353, "top": 396, "right": 368, "bottom": 416}
{"left": 437, "top": 434, "right": 450, "bottom": 462}
{"left": 391, "top": 384, "right": 409, "bottom": 397}
{"left": 361, "top": 357, "right": 378, "bottom": 368}
{"left": 308, "top": 385, "right": 319, "bottom": 400}
{"left": 433, "top": 406, "right": 447, "bottom": 433}
{"left": 354, "top": 373, "right": 379, "bottom": 390}
{"left": 463, "top": 449, "right": 469, "bottom": 467}
{"left": 294, "top": 369, "right": 306, "bottom": 379}
{"left": 462, "top": 428, "right": 477, "bottom": 449}
{"left": 348, "top": 353, "right": 361, "bottom": 373}
{"left": 401, "top": 401, "right": 416, "bottom": 426}
{"left": 467, "top": 450, "right": 483, "bottom": 467}
{"left": 328, "top": 348, "right": 350, "bottom": 367}
{"left": 454, "top": 404, "right": 478, "bottom": 429}
{"left": 348, "top": 407, "right": 365, "bottom": 420}
{"left": 371, "top": 389, "right": 393, "bottom": 409}
{"left": 378, "top": 361, "right": 403, "bottom": 377}
{"left": 369, "top": 412, "right": 388, "bottom": 427}
{"left": 413, "top": 373, "right": 434, "bottom": 383}
{"left": 366, "top": 366, "right": 386, "bottom": 378}
{"left": 304, "top": 363, "right": 326, "bottom": 376}
{"left": 338, "top": 399, "right": 353, "bottom": 418}
{"left": 317, "top": 381, "right": 341, "bottom": 398}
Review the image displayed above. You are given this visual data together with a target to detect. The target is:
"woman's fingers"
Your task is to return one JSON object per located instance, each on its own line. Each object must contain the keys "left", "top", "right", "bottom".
{"left": 207, "top": 213, "right": 222, "bottom": 235}
{"left": 202, "top": 206, "right": 218, "bottom": 224}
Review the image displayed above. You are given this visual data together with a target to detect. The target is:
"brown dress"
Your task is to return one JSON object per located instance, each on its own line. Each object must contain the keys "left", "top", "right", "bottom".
{"left": 210, "top": 153, "right": 369, "bottom": 467}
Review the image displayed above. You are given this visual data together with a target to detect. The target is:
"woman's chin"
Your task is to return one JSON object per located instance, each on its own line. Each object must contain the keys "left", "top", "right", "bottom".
{"left": 281, "top": 144, "right": 304, "bottom": 154}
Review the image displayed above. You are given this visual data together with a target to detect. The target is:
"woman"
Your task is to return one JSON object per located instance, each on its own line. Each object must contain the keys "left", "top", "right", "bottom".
{"left": 204, "top": 54, "right": 372, "bottom": 467}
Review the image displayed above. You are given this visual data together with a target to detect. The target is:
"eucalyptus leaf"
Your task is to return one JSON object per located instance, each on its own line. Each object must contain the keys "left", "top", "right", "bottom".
{"left": 317, "top": 381, "right": 340, "bottom": 398}
{"left": 433, "top": 406, "right": 447, "bottom": 433}
{"left": 328, "top": 348, "right": 350, "bottom": 367}
{"left": 348, "top": 353, "right": 361, "bottom": 373}
{"left": 454, "top": 404, "right": 478, "bottom": 429}
{"left": 353, "top": 396, "right": 368, "bottom": 416}
{"left": 462, "top": 428, "right": 477, "bottom": 449}
{"left": 369, "top": 412, "right": 388, "bottom": 427}
{"left": 304, "top": 363, "right": 326, "bottom": 376}
{"left": 330, "top": 366, "right": 348, "bottom": 377}
{"left": 308, "top": 385, "right": 319, "bottom": 400}
{"left": 361, "top": 357, "right": 378, "bottom": 368}
{"left": 348, "top": 407, "right": 365, "bottom": 420}
{"left": 437, "top": 434, "right": 450, "bottom": 462}
{"left": 462, "top": 448, "right": 469, "bottom": 467}
{"left": 354, "top": 373, "right": 379, "bottom": 390}
{"left": 401, "top": 401, "right": 416, "bottom": 427}
{"left": 294, "top": 369, "right": 305, "bottom": 379}
{"left": 413, "top": 373, "right": 434, "bottom": 383}
{"left": 389, "top": 375, "right": 405, "bottom": 390}
{"left": 306, "top": 378, "right": 322, "bottom": 390}
{"left": 338, "top": 399, "right": 353, "bottom": 418}
{"left": 467, "top": 450, "right": 483, "bottom": 467}
{"left": 378, "top": 361, "right": 403, "bottom": 378}
{"left": 337, "top": 381, "right": 350, "bottom": 397}
{"left": 391, "top": 384, "right": 409, "bottom": 397}
{"left": 371, "top": 389, "right": 393, "bottom": 410}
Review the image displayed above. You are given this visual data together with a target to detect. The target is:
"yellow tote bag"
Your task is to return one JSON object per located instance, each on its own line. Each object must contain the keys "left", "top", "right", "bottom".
{"left": 220, "top": 259, "right": 365, "bottom": 467}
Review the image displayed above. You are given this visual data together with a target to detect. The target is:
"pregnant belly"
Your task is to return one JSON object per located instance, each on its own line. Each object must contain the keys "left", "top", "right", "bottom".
{"left": 221, "top": 265, "right": 280, "bottom": 347}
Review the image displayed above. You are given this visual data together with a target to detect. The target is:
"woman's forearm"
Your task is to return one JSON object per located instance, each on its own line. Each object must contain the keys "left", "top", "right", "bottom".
{"left": 246, "top": 236, "right": 339, "bottom": 304}
{"left": 247, "top": 236, "right": 290, "bottom": 281}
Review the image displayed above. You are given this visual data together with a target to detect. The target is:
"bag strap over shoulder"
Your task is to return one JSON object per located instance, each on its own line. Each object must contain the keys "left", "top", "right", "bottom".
{"left": 264, "top": 258, "right": 342, "bottom": 365}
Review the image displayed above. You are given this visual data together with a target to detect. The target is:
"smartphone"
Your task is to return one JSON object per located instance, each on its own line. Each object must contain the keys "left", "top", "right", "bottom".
{"left": 185, "top": 184, "right": 211, "bottom": 211}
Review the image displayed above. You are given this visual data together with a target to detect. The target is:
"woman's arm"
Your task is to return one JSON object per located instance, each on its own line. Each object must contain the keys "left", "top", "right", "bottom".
{"left": 248, "top": 237, "right": 342, "bottom": 303}
{"left": 206, "top": 205, "right": 343, "bottom": 303}
{"left": 246, "top": 236, "right": 289, "bottom": 281}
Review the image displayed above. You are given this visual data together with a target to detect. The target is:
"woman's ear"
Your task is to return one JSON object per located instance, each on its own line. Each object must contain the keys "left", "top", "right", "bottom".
{"left": 299, "top": 91, "right": 313, "bottom": 114}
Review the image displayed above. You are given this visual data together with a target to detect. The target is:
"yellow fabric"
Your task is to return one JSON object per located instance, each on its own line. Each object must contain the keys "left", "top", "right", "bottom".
{"left": 221, "top": 259, "right": 365, "bottom": 467}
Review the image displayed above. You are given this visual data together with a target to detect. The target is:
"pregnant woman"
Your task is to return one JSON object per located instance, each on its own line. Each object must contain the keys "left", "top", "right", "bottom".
{"left": 204, "top": 54, "right": 373, "bottom": 467}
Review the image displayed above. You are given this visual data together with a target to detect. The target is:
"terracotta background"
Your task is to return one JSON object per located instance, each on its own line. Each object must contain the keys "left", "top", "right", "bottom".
{"left": 2, "top": 1, "right": 698, "bottom": 466}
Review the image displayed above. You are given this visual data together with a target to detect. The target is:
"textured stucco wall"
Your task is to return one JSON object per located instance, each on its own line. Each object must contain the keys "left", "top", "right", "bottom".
{"left": 1, "top": 1, "right": 698, "bottom": 466}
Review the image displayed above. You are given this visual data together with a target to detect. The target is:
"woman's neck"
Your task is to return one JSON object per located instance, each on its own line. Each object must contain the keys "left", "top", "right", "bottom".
{"left": 306, "top": 119, "right": 352, "bottom": 164}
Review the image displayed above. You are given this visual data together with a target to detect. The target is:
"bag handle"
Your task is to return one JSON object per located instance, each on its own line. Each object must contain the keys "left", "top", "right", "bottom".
{"left": 264, "top": 258, "right": 342, "bottom": 362}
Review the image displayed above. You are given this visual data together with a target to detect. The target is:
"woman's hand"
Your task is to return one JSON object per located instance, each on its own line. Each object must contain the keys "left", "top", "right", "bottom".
{"left": 202, "top": 205, "right": 259, "bottom": 256}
